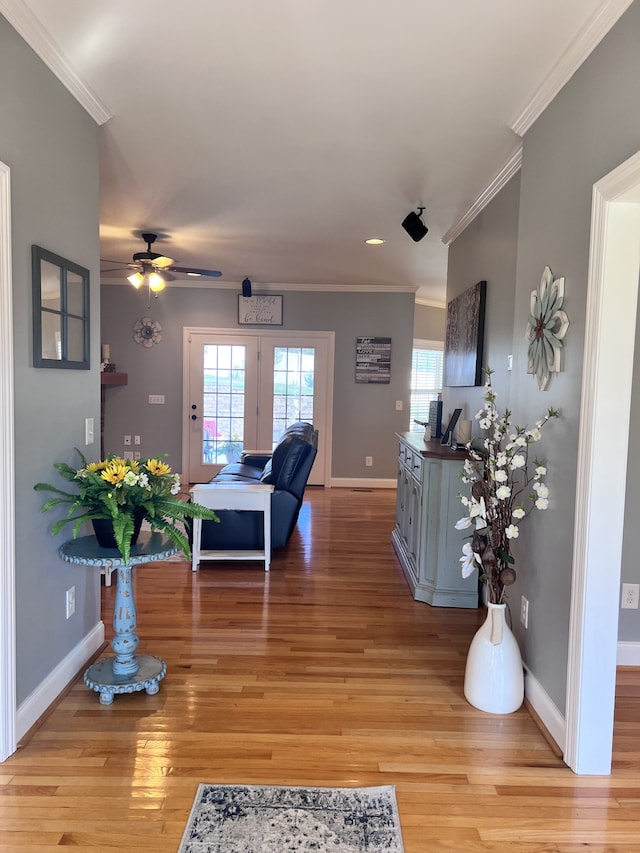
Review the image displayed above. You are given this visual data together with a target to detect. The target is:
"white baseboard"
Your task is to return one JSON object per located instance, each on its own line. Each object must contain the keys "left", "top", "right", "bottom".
{"left": 617, "top": 641, "right": 640, "bottom": 666}
{"left": 524, "top": 665, "right": 566, "bottom": 755}
{"left": 330, "top": 478, "right": 396, "bottom": 489}
{"left": 16, "top": 621, "right": 105, "bottom": 742}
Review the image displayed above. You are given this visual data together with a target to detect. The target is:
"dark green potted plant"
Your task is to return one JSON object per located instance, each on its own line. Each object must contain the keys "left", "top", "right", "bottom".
{"left": 35, "top": 449, "right": 218, "bottom": 563}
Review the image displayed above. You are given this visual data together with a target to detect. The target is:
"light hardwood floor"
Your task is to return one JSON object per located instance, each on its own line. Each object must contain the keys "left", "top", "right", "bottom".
{"left": 2, "top": 487, "right": 640, "bottom": 851}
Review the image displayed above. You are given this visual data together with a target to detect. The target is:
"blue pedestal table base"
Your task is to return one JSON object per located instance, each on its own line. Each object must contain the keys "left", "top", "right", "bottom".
{"left": 84, "top": 653, "right": 167, "bottom": 705}
{"left": 58, "top": 533, "right": 178, "bottom": 705}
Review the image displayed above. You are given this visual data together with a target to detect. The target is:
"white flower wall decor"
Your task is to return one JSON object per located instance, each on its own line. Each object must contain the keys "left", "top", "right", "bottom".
{"left": 525, "top": 266, "right": 569, "bottom": 391}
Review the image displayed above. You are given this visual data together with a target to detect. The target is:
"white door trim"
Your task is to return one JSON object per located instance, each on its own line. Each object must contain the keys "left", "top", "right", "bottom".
{"left": 0, "top": 160, "right": 16, "bottom": 762}
{"left": 565, "top": 150, "right": 640, "bottom": 774}
{"left": 182, "top": 327, "right": 334, "bottom": 487}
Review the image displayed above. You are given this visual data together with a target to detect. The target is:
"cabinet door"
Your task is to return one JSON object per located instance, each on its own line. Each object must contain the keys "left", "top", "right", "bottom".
{"left": 437, "top": 459, "right": 477, "bottom": 593}
{"left": 419, "top": 457, "right": 442, "bottom": 586}
{"left": 407, "top": 475, "right": 422, "bottom": 568}
{"left": 396, "top": 465, "right": 411, "bottom": 547}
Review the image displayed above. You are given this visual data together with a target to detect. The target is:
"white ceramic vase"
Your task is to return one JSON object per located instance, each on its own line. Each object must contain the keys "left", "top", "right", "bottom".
{"left": 464, "top": 602, "right": 524, "bottom": 714}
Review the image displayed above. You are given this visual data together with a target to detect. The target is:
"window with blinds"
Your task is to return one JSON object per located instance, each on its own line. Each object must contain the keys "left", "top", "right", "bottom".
{"left": 410, "top": 340, "right": 444, "bottom": 431}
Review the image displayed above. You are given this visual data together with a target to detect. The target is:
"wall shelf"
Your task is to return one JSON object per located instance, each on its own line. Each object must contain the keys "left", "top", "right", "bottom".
{"left": 100, "top": 372, "right": 127, "bottom": 386}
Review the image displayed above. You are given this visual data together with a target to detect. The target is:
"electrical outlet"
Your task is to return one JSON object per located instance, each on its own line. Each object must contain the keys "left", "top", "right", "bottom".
{"left": 365, "top": 456, "right": 373, "bottom": 467}
{"left": 124, "top": 451, "right": 133, "bottom": 460}
{"left": 124, "top": 435, "right": 131, "bottom": 445}
{"left": 85, "top": 417, "right": 94, "bottom": 445}
{"left": 134, "top": 435, "right": 141, "bottom": 445}
{"left": 134, "top": 451, "right": 140, "bottom": 460}
{"left": 520, "top": 595, "right": 529, "bottom": 628}
{"left": 66, "top": 586, "right": 75, "bottom": 619}
{"left": 621, "top": 583, "right": 640, "bottom": 609}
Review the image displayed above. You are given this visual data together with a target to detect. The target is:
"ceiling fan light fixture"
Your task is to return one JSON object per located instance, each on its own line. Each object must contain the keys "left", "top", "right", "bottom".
{"left": 148, "top": 271, "right": 166, "bottom": 292}
{"left": 128, "top": 271, "right": 144, "bottom": 288}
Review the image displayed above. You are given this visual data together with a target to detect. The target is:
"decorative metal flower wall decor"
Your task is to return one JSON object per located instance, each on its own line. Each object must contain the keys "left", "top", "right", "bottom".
{"left": 132, "top": 317, "right": 162, "bottom": 347}
{"left": 525, "top": 266, "right": 569, "bottom": 390}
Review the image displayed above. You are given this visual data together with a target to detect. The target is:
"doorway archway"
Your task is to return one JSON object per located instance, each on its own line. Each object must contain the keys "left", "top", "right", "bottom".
{"left": 565, "top": 150, "right": 640, "bottom": 774}
{"left": 0, "top": 160, "right": 16, "bottom": 762}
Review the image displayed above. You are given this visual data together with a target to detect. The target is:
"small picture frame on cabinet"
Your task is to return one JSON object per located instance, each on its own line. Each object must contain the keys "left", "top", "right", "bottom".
{"left": 440, "top": 408, "right": 462, "bottom": 446}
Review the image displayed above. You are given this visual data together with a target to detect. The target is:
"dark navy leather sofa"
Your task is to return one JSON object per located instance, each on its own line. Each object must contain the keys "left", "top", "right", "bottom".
{"left": 198, "top": 421, "right": 318, "bottom": 551}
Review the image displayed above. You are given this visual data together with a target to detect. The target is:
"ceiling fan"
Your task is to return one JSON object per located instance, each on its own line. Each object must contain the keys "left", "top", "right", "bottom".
{"left": 101, "top": 232, "right": 222, "bottom": 296}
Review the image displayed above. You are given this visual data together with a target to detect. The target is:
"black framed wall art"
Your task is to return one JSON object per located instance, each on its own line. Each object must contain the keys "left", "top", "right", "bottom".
{"left": 355, "top": 336, "right": 391, "bottom": 383}
{"left": 443, "top": 280, "right": 486, "bottom": 387}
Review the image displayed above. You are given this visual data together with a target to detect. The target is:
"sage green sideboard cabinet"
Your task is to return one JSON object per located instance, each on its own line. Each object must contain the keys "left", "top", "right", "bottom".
{"left": 392, "top": 432, "right": 479, "bottom": 608}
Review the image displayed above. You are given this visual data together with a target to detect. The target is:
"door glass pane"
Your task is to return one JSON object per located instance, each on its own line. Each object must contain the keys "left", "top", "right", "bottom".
{"left": 272, "top": 346, "right": 315, "bottom": 444}
{"left": 202, "top": 344, "right": 246, "bottom": 464}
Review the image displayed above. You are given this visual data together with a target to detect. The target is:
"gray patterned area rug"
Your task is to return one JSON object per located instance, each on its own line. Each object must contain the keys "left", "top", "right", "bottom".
{"left": 178, "top": 783, "right": 405, "bottom": 852}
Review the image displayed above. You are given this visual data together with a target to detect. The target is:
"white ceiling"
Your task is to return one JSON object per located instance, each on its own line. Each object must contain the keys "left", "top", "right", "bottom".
{"left": 3, "top": 0, "right": 632, "bottom": 304}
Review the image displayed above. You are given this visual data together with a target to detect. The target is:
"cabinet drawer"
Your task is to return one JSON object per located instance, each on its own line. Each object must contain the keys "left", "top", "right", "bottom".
{"left": 408, "top": 451, "right": 423, "bottom": 479}
{"left": 398, "top": 442, "right": 412, "bottom": 467}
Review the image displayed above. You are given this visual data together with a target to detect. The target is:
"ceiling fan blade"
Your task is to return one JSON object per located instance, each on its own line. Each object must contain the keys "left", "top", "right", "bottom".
{"left": 150, "top": 255, "right": 175, "bottom": 268}
{"left": 169, "top": 266, "right": 222, "bottom": 277}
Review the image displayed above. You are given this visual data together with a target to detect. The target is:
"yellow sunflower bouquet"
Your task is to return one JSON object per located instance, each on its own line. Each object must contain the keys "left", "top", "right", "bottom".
{"left": 35, "top": 450, "right": 217, "bottom": 563}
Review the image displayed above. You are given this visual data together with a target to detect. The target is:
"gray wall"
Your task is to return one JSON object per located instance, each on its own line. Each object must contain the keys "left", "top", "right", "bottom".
{"left": 446, "top": 0, "right": 640, "bottom": 711}
{"left": 100, "top": 286, "right": 415, "bottom": 480}
{"left": 444, "top": 172, "right": 521, "bottom": 429}
{"left": 1, "top": 16, "right": 101, "bottom": 705}
{"left": 413, "top": 303, "right": 446, "bottom": 342}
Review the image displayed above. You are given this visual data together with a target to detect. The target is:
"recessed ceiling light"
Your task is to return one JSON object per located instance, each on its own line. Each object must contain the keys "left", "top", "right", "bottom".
{"left": 365, "top": 238, "right": 385, "bottom": 245}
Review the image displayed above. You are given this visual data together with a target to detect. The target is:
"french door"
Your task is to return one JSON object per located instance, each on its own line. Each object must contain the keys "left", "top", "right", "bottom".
{"left": 184, "top": 329, "right": 332, "bottom": 485}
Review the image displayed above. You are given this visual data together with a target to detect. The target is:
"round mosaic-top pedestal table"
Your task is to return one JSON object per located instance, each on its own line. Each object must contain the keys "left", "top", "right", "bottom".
{"left": 59, "top": 532, "right": 178, "bottom": 705}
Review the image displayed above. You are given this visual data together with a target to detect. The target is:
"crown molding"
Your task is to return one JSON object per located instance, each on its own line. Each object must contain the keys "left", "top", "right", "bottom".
{"left": 415, "top": 297, "right": 446, "bottom": 309}
{"left": 100, "top": 276, "right": 417, "bottom": 294}
{"left": 510, "top": 0, "right": 634, "bottom": 137}
{"left": 442, "top": 145, "right": 523, "bottom": 246}
{"left": 0, "top": 0, "right": 112, "bottom": 125}
{"left": 442, "top": 0, "right": 632, "bottom": 247}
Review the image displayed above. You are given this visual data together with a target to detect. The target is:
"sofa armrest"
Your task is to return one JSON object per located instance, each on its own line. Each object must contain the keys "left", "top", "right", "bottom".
{"left": 240, "top": 450, "right": 273, "bottom": 468}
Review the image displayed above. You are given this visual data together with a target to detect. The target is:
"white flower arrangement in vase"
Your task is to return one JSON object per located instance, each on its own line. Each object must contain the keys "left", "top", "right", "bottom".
{"left": 455, "top": 368, "right": 559, "bottom": 605}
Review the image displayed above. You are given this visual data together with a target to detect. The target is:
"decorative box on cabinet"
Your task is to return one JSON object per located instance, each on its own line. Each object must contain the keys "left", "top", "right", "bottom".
{"left": 392, "top": 432, "right": 478, "bottom": 608}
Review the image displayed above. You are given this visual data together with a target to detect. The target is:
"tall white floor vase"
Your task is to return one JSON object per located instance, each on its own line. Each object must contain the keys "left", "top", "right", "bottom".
{"left": 464, "top": 602, "right": 524, "bottom": 714}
